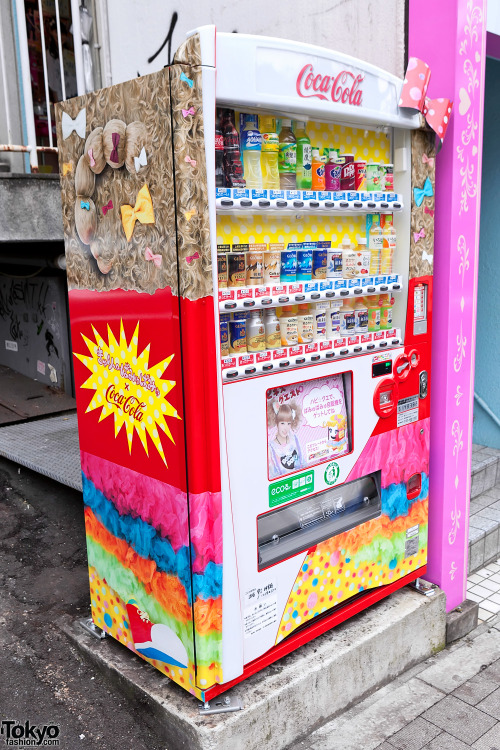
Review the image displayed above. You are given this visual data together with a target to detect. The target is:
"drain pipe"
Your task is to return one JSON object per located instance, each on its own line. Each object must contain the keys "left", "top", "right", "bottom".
{"left": 474, "top": 392, "right": 500, "bottom": 430}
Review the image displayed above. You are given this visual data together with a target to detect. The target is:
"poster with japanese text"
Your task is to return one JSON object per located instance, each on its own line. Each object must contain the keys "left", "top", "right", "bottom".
{"left": 266, "top": 374, "right": 350, "bottom": 480}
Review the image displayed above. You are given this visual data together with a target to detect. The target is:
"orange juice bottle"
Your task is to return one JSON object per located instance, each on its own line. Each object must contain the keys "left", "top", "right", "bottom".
{"left": 381, "top": 214, "right": 396, "bottom": 274}
{"left": 311, "top": 148, "right": 325, "bottom": 190}
{"left": 365, "top": 296, "right": 381, "bottom": 332}
{"left": 379, "top": 294, "right": 394, "bottom": 330}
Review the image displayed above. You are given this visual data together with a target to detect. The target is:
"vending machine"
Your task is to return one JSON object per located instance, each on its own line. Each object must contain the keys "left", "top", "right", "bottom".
{"left": 56, "top": 26, "right": 435, "bottom": 702}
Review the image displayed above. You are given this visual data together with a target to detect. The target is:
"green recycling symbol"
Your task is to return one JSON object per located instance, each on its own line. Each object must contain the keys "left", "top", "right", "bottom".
{"left": 324, "top": 461, "right": 340, "bottom": 486}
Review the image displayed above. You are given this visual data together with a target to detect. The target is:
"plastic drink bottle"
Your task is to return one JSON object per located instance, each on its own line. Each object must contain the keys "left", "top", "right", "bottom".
{"left": 381, "top": 214, "right": 396, "bottom": 274}
{"left": 221, "top": 109, "right": 245, "bottom": 188}
{"left": 365, "top": 296, "right": 381, "bottom": 332}
{"left": 354, "top": 238, "right": 371, "bottom": 276}
{"left": 215, "top": 108, "right": 225, "bottom": 187}
{"left": 354, "top": 298, "right": 368, "bottom": 334}
{"left": 296, "top": 304, "right": 314, "bottom": 343}
{"left": 311, "top": 148, "right": 325, "bottom": 190}
{"left": 326, "top": 303, "right": 341, "bottom": 339}
{"left": 340, "top": 298, "right": 356, "bottom": 335}
{"left": 311, "top": 301, "right": 329, "bottom": 341}
{"left": 259, "top": 116, "right": 280, "bottom": 190}
{"left": 379, "top": 294, "right": 394, "bottom": 330}
{"left": 295, "top": 121, "right": 312, "bottom": 189}
{"left": 369, "top": 214, "right": 383, "bottom": 275}
{"left": 241, "top": 118, "right": 263, "bottom": 190}
{"left": 279, "top": 306, "right": 299, "bottom": 346}
{"left": 264, "top": 309, "right": 281, "bottom": 349}
{"left": 278, "top": 119, "right": 297, "bottom": 189}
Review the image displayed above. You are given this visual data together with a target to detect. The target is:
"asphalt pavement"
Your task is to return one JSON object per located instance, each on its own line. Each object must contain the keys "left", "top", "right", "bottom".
{"left": 0, "top": 456, "right": 168, "bottom": 750}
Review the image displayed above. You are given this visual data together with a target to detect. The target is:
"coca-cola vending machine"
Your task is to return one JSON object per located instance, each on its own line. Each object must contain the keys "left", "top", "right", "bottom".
{"left": 56, "top": 26, "right": 435, "bottom": 702}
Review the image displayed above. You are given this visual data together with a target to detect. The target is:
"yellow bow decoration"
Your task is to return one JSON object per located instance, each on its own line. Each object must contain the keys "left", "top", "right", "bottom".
{"left": 62, "top": 162, "right": 73, "bottom": 175}
{"left": 120, "top": 184, "right": 155, "bottom": 241}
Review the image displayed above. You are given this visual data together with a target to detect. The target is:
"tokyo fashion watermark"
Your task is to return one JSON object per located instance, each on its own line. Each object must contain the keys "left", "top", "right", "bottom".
{"left": 0, "top": 721, "right": 60, "bottom": 747}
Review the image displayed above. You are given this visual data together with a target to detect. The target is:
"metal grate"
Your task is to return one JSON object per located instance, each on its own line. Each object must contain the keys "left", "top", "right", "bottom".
{"left": 0, "top": 413, "right": 82, "bottom": 491}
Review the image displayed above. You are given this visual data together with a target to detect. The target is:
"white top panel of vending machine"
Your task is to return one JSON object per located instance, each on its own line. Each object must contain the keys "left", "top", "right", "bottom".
{"left": 186, "top": 26, "right": 420, "bottom": 130}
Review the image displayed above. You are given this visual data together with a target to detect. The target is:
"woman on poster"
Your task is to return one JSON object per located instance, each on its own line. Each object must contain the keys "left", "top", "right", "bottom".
{"left": 268, "top": 400, "right": 304, "bottom": 479}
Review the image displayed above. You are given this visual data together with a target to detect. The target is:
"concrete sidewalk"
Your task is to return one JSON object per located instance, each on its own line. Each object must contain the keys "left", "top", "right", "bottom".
{"left": 288, "top": 587, "right": 500, "bottom": 750}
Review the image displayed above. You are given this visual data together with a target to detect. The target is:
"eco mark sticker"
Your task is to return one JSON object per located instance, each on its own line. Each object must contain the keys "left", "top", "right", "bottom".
{"left": 269, "top": 470, "right": 314, "bottom": 507}
{"left": 74, "top": 320, "right": 180, "bottom": 465}
{"left": 324, "top": 461, "right": 340, "bottom": 486}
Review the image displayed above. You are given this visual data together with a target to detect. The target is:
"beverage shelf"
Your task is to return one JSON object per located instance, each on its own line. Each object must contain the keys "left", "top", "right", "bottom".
{"left": 222, "top": 328, "right": 402, "bottom": 382}
{"left": 216, "top": 188, "right": 403, "bottom": 214}
{"left": 219, "top": 274, "right": 403, "bottom": 312}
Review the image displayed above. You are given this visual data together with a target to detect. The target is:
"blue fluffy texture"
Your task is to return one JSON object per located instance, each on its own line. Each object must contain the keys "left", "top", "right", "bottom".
{"left": 381, "top": 473, "right": 429, "bottom": 521}
{"left": 82, "top": 473, "right": 222, "bottom": 605}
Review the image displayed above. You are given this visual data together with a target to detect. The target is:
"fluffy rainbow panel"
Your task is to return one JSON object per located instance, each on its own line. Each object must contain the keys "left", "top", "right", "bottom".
{"left": 81, "top": 451, "right": 223, "bottom": 690}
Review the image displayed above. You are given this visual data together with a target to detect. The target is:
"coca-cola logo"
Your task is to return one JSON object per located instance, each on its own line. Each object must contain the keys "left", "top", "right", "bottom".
{"left": 296, "top": 64, "right": 364, "bottom": 106}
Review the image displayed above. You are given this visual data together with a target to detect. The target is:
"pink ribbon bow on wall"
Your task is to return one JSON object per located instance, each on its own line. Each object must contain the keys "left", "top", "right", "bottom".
{"left": 102, "top": 200, "right": 113, "bottom": 215}
{"left": 414, "top": 228, "right": 426, "bottom": 243}
{"left": 145, "top": 247, "right": 162, "bottom": 268}
{"left": 399, "top": 58, "right": 453, "bottom": 146}
{"left": 110, "top": 132, "right": 120, "bottom": 163}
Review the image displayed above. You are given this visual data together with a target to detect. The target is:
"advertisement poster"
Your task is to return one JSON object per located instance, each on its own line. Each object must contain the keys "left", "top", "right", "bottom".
{"left": 267, "top": 374, "right": 351, "bottom": 480}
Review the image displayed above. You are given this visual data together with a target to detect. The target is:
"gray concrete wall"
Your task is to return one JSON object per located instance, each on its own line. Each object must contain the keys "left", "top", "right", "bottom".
{"left": 0, "top": 175, "right": 63, "bottom": 242}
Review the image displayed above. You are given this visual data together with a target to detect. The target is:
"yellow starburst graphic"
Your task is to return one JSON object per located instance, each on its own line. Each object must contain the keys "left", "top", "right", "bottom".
{"left": 74, "top": 321, "right": 179, "bottom": 465}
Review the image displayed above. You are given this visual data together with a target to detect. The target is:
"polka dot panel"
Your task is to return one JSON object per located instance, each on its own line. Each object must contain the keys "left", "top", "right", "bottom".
{"left": 304, "top": 121, "right": 390, "bottom": 164}
{"left": 217, "top": 214, "right": 368, "bottom": 249}
{"left": 88, "top": 566, "right": 206, "bottom": 700}
{"left": 275, "top": 540, "right": 427, "bottom": 645}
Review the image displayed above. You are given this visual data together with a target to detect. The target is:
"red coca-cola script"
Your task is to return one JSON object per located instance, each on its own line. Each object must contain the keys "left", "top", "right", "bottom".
{"left": 296, "top": 64, "right": 364, "bottom": 106}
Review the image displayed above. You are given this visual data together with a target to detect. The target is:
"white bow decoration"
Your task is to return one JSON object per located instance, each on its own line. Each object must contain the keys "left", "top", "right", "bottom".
{"left": 62, "top": 108, "right": 86, "bottom": 140}
{"left": 134, "top": 147, "right": 148, "bottom": 172}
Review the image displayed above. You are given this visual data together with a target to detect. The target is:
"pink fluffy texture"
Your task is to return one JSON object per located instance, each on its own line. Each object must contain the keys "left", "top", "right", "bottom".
{"left": 80, "top": 452, "right": 223, "bottom": 569}
{"left": 348, "top": 419, "right": 430, "bottom": 487}
{"left": 189, "top": 490, "right": 223, "bottom": 573}
{"left": 80, "top": 451, "right": 189, "bottom": 550}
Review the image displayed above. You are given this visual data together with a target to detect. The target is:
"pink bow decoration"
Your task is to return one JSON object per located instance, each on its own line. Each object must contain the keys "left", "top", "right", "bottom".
{"left": 110, "top": 132, "right": 120, "bottom": 163}
{"left": 413, "top": 228, "right": 426, "bottom": 243}
{"left": 185, "top": 252, "right": 200, "bottom": 265}
{"left": 182, "top": 107, "right": 196, "bottom": 118}
{"left": 424, "top": 206, "right": 435, "bottom": 217}
{"left": 145, "top": 247, "right": 162, "bottom": 268}
{"left": 102, "top": 200, "right": 113, "bottom": 215}
{"left": 399, "top": 58, "right": 453, "bottom": 145}
{"left": 88, "top": 148, "right": 96, "bottom": 167}
{"left": 422, "top": 153, "right": 435, "bottom": 168}
{"left": 185, "top": 155, "right": 197, "bottom": 167}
